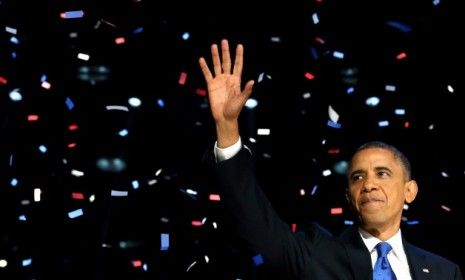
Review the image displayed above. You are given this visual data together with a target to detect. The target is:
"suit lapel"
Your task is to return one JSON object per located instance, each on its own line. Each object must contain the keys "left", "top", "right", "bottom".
{"left": 404, "top": 239, "right": 431, "bottom": 280}
{"left": 339, "top": 226, "right": 373, "bottom": 280}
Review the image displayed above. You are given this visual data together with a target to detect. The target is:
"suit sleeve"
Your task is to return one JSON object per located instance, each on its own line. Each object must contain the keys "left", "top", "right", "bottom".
{"left": 209, "top": 147, "right": 316, "bottom": 276}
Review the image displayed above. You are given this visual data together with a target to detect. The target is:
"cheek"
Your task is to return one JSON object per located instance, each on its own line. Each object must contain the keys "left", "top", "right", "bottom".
{"left": 347, "top": 189, "right": 358, "bottom": 204}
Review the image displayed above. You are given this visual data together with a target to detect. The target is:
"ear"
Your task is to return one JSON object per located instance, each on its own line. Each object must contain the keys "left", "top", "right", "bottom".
{"left": 404, "top": 180, "right": 418, "bottom": 203}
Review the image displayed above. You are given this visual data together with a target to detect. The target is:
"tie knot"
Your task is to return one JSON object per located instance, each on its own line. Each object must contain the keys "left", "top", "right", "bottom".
{"left": 376, "top": 242, "right": 393, "bottom": 258}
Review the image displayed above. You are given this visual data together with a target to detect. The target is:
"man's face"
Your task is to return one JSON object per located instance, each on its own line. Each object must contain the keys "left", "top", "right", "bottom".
{"left": 347, "top": 147, "right": 417, "bottom": 231}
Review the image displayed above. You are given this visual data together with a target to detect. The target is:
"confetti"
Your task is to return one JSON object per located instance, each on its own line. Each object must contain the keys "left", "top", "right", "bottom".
{"left": 61, "top": 10, "right": 84, "bottom": 19}
{"left": 68, "top": 209, "right": 84, "bottom": 219}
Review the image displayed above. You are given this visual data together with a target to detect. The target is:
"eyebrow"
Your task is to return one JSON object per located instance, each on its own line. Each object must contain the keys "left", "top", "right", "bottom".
{"left": 349, "top": 166, "right": 393, "bottom": 178}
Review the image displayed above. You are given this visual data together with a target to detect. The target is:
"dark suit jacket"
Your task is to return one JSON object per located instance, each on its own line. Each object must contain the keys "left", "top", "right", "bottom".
{"left": 210, "top": 147, "right": 463, "bottom": 279}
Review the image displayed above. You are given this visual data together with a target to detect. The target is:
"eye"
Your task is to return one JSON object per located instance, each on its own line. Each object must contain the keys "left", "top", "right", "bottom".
{"left": 377, "top": 171, "right": 389, "bottom": 177}
{"left": 351, "top": 174, "right": 364, "bottom": 182}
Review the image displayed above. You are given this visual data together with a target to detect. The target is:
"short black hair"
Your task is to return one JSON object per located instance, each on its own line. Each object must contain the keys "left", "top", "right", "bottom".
{"left": 350, "top": 141, "right": 412, "bottom": 180}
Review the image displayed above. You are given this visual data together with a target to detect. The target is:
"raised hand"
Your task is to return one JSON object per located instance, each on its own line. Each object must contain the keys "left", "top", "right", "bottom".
{"left": 199, "top": 39, "right": 254, "bottom": 148}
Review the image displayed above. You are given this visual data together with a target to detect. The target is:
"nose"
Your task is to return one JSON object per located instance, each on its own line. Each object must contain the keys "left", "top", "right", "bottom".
{"left": 361, "top": 177, "right": 378, "bottom": 192}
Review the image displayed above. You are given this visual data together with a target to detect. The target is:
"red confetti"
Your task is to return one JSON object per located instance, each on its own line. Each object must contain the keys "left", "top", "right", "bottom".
{"left": 396, "top": 52, "right": 407, "bottom": 60}
{"left": 27, "top": 114, "right": 39, "bottom": 121}
{"left": 72, "top": 192, "right": 85, "bottom": 200}
{"left": 179, "top": 72, "right": 187, "bottom": 85}
{"left": 304, "top": 72, "right": 315, "bottom": 80}
{"left": 195, "top": 88, "right": 206, "bottom": 96}
{"left": 330, "top": 207, "right": 343, "bottom": 215}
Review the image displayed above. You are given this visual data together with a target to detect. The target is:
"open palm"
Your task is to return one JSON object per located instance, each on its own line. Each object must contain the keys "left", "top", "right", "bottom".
{"left": 199, "top": 39, "right": 254, "bottom": 124}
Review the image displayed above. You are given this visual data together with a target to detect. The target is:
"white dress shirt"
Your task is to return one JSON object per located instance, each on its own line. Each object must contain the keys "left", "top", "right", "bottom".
{"left": 359, "top": 228, "right": 412, "bottom": 279}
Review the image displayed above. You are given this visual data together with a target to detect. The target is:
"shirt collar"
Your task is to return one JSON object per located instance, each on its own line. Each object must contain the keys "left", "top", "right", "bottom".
{"left": 359, "top": 227, "right": 403, "bottom": 257}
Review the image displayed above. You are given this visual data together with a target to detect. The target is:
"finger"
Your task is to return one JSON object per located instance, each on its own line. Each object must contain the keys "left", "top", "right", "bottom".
{"left": 233, "top": 44, "right": 244, "bottom": 77}
{"left": 221, "top": 39, "right": 231, "bottom": 74}
{"left": 211, "top": 43, "right": 222, "bottom": 76}
{"left": 198, "top": 57, "right": 213, "bottom": 83}
{"left": 242, "top": 80, "right": 255, "bottom": 99}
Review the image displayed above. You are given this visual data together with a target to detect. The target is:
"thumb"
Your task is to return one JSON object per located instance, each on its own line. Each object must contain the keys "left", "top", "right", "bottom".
{"left": 242, "top": 80, "right": 255, "bottom": 99}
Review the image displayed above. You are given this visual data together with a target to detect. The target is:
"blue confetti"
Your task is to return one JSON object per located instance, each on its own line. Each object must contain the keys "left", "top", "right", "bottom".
{"left": 161, "top": 233, "right": 169, "bottom": 251}
{"left": 253, "top": 254, "right": 264, "bottom": 266}
{"left": 66, "top": 97, "right": 74, "bottom": 110}
{"left": 327, "top": 120, "right": 342, "bottom": 129}
{"left": 385, "top": 21, "right": 412, "bottom": 33}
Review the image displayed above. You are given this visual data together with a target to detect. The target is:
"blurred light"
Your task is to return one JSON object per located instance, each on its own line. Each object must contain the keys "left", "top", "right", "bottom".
{"left": 378, "top": 120, "right": 389, "bottom": 127}
{"left": 365, "top": 96, "right": 380, "bottom": 107}
{"left": 10, "top": 178, "right": 18, "bottom": 187}
{"left": 333, "top": 51, "right": 344, "bottom": 59}
{"left": 96, "top": 157, "right": 127, "bottom": 172}
{"left": 133, "top": 26, "right": 144, "bottom": 33}
{"left": 253, "top": 254, "right": 264, "bottom": 266}
{"left": 270, "top": 36, "right": 281, "bottom": 43}
{"left": 132, "top": 180, "right": 140, "bottom": 189}
{"left": 157, "top": 98, "right": 165, "bottom": 108}
{"left": 128, "top": 97, "right": 142, "bottom": 107}
{"left": 9, "top": 88, "right": 22, "bottom": 101}
{"left": 257, "top": 128, "right": 270, "bottom": 135}
{"left": 0, "top": 260, "right": 7, "bottom": 268}
{"left": 77, "top": 53, "right": 90, "bottom": 61}
{"left": 312, "top": 13, "right": 319, "bottom": 24}
{"left": 10, "top": 36, "right": 19, "bottom": 44}
{"left": 34, "top": 188, "right": 41, "bottom": 202}
{"left": 118, "top": 129, "right": 129, "bottom": 137}
{"left": 245, "top": 98, "right": 258, "bottom": 109}
{"left": 447, "top": 85, "right": 454, "bottom": 93}
{"left": 385, "top": 85, "right": 396, "bottom": 92}
{"left": 115, "top": 37, "right": 125, "bottom": 44}
{"left": 394, "top": 108, "right": 405, "bottom": 115}
{"left": 182, "top": 32, "right": 190, "bottom": 40}
{"left": 39, "top": 145, "right": 47, "bottom": 153}
{"left": 322, "top": 169, "right": 332, "bottom": 176}
{"left": 333, "top": 160, "right": 348, "bottom": 175}
{"left": 5, "top": 26, "right": 17, "bottom": 34}
{"left": 41, "top": 81, "right": 51, "bottom": 89}
{"left": 22, "top": 259, "right": 32, "bottom": 267}
{"left": 71, "top": 169, "right": 84, "bottom": 177}
{"left": 328, "top": 105, "right": 339, "bottom": 123}
{"left": 78, "top": 65, "right": 110, "bottom": 83}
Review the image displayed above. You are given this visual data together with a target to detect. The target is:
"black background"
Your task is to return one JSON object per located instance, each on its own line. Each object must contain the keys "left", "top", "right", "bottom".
{"left": 1, "top": 0, "right": 463, "bottom": 279}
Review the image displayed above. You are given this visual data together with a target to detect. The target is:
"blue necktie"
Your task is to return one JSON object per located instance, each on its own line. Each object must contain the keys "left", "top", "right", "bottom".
{"left": 373, "top": 242, "right": 397, "bottom": 280}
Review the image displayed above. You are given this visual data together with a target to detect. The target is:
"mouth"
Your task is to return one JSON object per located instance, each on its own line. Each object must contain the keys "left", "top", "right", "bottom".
{"left": 360, "top": 197, "right": 384, "bottom": 206}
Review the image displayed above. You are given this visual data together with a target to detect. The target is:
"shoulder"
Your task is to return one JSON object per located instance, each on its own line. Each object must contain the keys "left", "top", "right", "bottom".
{"left": 407, "top": 243, "right": 455, "bottom": 264}
{"left": 406, "top": 242, "right": 463, "bottom": 275}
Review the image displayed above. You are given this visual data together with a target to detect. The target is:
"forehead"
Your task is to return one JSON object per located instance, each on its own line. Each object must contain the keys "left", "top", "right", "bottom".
{"left": 350, "top": 147, "right": 399, "bottom": 170}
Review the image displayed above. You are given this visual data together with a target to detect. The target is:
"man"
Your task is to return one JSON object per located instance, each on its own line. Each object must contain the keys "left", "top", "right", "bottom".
{"left": 199, "top": 39, "right": 463, "bottom": 279}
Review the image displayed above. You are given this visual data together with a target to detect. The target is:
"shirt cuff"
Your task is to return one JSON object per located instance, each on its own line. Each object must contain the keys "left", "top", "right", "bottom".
{"left": 214, "top": 137, "right": 242, "bottom": 162}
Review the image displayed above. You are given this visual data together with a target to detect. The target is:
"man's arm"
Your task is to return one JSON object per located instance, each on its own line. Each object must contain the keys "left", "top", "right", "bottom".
{"left": 200, "top": 40, "right": 313, "bottom": 276}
